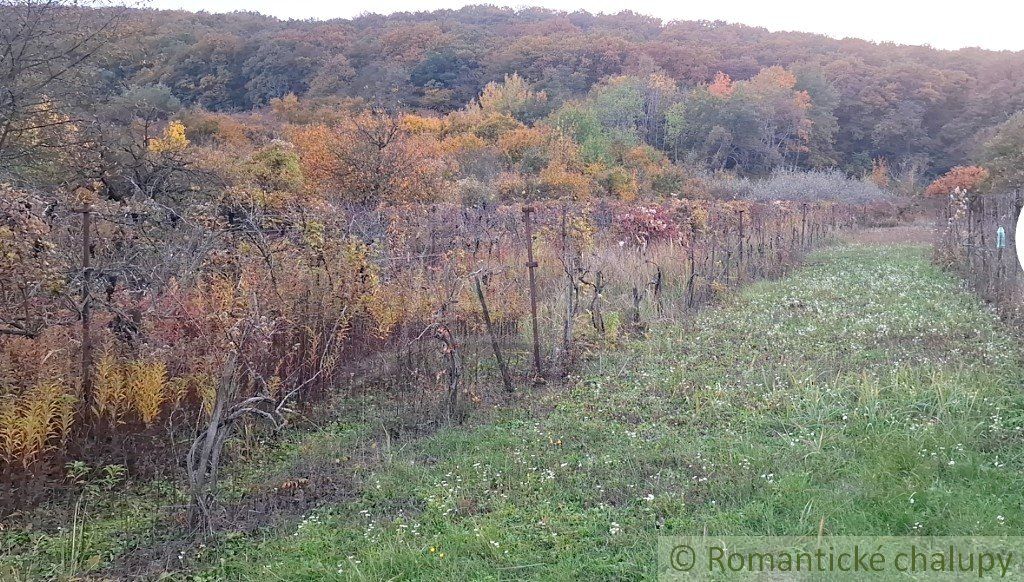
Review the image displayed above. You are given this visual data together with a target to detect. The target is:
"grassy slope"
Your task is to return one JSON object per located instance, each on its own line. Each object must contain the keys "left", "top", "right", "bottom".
{"left": 193, "top": 244, "right": 1024, "bottom": 581}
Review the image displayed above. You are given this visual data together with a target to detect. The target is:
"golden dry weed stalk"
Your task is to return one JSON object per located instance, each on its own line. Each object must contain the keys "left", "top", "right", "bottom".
{"left": 93, "top": 347, "right": 177, "bottom": 428}
{"left": 0, "top": 382, "right": 76, "bottom": 468}
{"left": 93, "top": 347, "right": 128, "bottom": 424}
{"left": 129, "top": 360, "right": 168, "bottom": 426}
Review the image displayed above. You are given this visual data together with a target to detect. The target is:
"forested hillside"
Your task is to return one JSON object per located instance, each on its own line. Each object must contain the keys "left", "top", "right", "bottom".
{"left": 4, "top": 3, "right": 1024, "bottom": 179}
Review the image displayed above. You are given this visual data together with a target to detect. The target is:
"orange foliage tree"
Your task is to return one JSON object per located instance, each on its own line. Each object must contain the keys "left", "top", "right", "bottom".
{"left": 707, "top": 72, "right": 734, "bottom": 99}
{"left": 291, "top": 110, "right": 454, "bottom": 205}
{"left": 924, "top": 166, "right": 990, "bottom": 197}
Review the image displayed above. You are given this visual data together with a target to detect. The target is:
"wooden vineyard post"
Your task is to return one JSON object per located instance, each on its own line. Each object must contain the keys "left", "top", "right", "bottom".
{"left": 590, "top": 271, "right": 605, "bottom": 334}
{"left": 686, "top": 243, "right": 696, "bottom": 309}
{"left": 800, "top": 203, "right": 808, "bottom": 247}
{"left": 736, "top": 209, "right": 745, "bottom": 283}
{"left": 522, "top": 206, "right": 543, "bottom": 376}
{"left": 79, "top": 202, "right": 94, "bottom": 410}
{"left": 967, "top": 193, "right": 975, "bottom": 269}
{"left": 1013, "top": 189, "right": 1022, "bottom": 287}
{"left": 474, "top": 275, "right": 514, "bottom": 395}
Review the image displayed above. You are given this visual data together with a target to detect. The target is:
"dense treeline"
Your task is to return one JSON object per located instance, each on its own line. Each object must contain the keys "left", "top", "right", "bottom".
{"left": 3, "top": 0, "right": 906, "bottom": 207}
{"left": 8, "top": 3, "right": 1022, "bottom": 178}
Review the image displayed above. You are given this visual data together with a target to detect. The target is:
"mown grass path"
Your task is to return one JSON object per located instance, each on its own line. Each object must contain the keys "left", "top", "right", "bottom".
{"left": 207, "top": 243, "right": 1024, "bottom": 581}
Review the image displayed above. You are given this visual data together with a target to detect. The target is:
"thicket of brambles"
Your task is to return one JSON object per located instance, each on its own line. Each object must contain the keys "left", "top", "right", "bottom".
{"left": 10, "top": 0, "right": 1024, "bottom": 530}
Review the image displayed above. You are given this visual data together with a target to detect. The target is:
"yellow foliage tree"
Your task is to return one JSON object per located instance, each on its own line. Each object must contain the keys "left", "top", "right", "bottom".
{"left": 401, "top": 114, "right": 445, "bottom": 136}
{"left": 148, "top": 120, "right": 189, "bottom": 153}
{"left": 475, "top": 73, "right": 547, "bottom": 121}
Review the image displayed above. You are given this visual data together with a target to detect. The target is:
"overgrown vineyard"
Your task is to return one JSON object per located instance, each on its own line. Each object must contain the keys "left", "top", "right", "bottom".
{"left": 5, "top": 0, "right": 1024, "bottom": 579}
{"left": 0, "top": 181, "right": 859, "bottom": 516}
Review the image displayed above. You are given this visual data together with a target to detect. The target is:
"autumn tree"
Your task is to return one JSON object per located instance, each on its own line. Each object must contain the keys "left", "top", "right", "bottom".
{"left": 977, "top": 112, "right": 1024, "bottom": 193}
{"left": 665, "top": 79, "right": 747, "bottom": 169}
{"left": 473, "top": 73, "right": 550, "bottom": 124}
{"left": 86, "top": 118, "right": 202, "bottom": 205}
{"left": 707, "top": 72, "right": 734, "bottom": 99}
{"left": 292, "top": 110, "right": 453, "bottom": 206}
{"left": 738, "top": 67, "right": 814, "bottom": 171}
{"left": 0, "top": 0, "right": 124, "bottom": 177}
{"left": 307, "top": 54, "right": 357, "bottom": 98}
{"left": 924, "top": 166, "right": 990, "bottom": 197}
{"left": 665, "top": 67, "right": 814, "bottom": 174}
{"left": 793, "top": 65, "right": 840, "bottom": 169}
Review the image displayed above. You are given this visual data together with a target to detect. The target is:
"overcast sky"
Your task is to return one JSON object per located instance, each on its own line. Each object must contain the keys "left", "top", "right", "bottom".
{"left": 142, "top": 0, "right": 1024, "bottom": 51}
